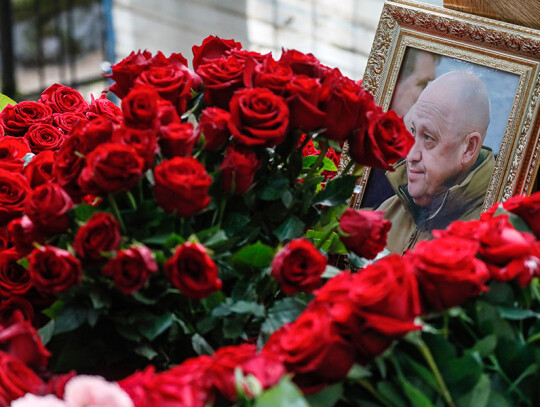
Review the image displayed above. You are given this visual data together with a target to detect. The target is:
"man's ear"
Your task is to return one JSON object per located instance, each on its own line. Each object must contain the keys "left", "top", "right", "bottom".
{"left": 462, "top": 132, "right": 481, "bottom": 165}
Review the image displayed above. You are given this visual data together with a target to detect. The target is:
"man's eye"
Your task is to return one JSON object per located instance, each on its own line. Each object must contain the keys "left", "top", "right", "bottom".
{"left": 424, "top": 134, "right": 434, "bottom": 142}
{"left": 410, "top": 127, "right": 416, "bottom": 135}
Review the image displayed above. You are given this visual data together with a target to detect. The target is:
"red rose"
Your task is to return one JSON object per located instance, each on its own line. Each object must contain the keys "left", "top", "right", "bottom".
{"left": 195, "top": 107, "right": 231, "bottom": 151}
{"left": 158, "top": 122, "right": 198, "bottom": 158}
{"left": 42, "top": 371, "right": 77, "bottom": 399}
{"left": 209, "top": 344, "right": 285, "bottom": 401}
{"left": 0, "top": 101, "right": 53, "bottom": 136}
{"left": 0, "top": 228, "right": 8, "bottom": 252}
{"left": 433, "top": 218, "right": 490, "bottom": 241}
{"left": 220, "top": 144, "right": 261, "bottom": 195}
{"left": 478, "top": 215, "right": 535, "bottom": 265}
{"left": 51, "top": 112, "right": 86, "bottom": 134}
{"left": 52, "top": 133, "right": 86, "bottom": 200}
{"left": 349, "top": 106, "right": 414, "bottom": 170}
{"left": 154, "top": 157, "right": 212, "bottom": 217}
{"left": 0, "top": 297, "right": 34, "bottom": 326}
{"left": 490, "top": 253, "right": 540, "bottom": 287}
{"left": 347, "top": 255, "right": 422, "bottom": 362}
{"left": 229, "top": 87, "right": 289, "bottom": 147}
{"left": 24, "top": 183, "right": 73, "bottom": 235}
{"left": 279, "top": 49, "right": 324, "bottom": 78}
{"left": 244, "top": 55, "right": 294, "bottom": 95}
{"left": 0, "top": 298, "right": 28, "bottom": 321}
{"left": 264, "top": 304, "right": 355, "bottom": 394}
{"left": 0, "top": 136, "right": 31, "bottom": 173}
{"left": 28, "top": 245, "right": 82, "bottom": 293}
{"left": 86, "top": 94, "right": 123, "bottom": 124}
{"left": 112, "top": 126, "right": 158, "bottom": 170}
{"left": 78, "top": 142, "right": 144, "bottom": 194}
{"left": 73, "top": 212, "right": 121, "bottom": 260}
{"left": 24, "top": 123, "right": 65, "bottom": 153}
{"left": 122, "top": 85, "right": 161, "bottom": 128}
{"left": 0, "top": 169, "right": 31, "bottom": 225}
{"left": 23, "top": 150, "right": 56, "bottom": 188}
{"left": 0, "top": 350, "right": 44, "bottom": 405}
{"left": 7, "top": 216, "right": 44, "bottom": 255}
{"left": 339, "top": 208, "right": 391, "bottom": 260}
{"left": 312, "top": 271, "right": 355, "bottom": 326}
{"left": 135, "top": 65, "right": 194, "bottom": 114}
{"left": 39, "top": 83, "right": 89, "bottom": 114}
{"left": 197, "top": 55, "right": 246, "bottom": 109}
{"left": 503, "top": 193, "right": 540, "bottom": 238}
{"left": 105, "top": 50, "right": 156, "bottom": 99}
{"left": 411, "top": 236, "right": 490, "bottom": 311}
{"left": 192, "top": 35, "right": 242, "bottom": 72}
{"left": 73, "top": 116, "right": 114, "bottom": 154}
{"left": 285, "top": 75, "right": 326, "bottom": 131}
{"left": 318, "top": 69, "right": 372, "bottom": 142}
{"left": 165, "top": 242, "right": 222, "bottom": 299}
{"left": 103, "top": 245, "right": 158, "bottom": 294}
{"left": 0, "top": 320, "right": 50, "bottom": 368}
{"left": 0, "top": 248, "right": 32, "bottom": 297}
{"left": 271, "top": 239, "right": 326, "bottom": 295}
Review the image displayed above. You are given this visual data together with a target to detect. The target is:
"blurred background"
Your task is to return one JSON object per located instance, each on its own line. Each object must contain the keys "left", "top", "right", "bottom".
{"left": 0, "top": 0, "right": 442, "bottom": 102}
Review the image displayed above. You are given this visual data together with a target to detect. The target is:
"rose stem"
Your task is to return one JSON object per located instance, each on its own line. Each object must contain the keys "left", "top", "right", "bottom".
{"left": 416, "top": 339, "right": 456, "bottom": 407}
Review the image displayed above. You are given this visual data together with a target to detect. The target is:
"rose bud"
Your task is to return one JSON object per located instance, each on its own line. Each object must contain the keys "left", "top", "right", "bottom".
{"left": 195, "top": 107, "right": 230, "bottom": 151}
{"left": 339, "top": 208, "right": 391, "bottom": 260}
{"left": 28, "top": 245, "right": 82, "bottom": 294}
{"left": 7, "top": 216, "right": 44, "bottom": 256}
{"left": 0, "top": 320, "right": 51, "bottom": 368}
{"left": 154, "top": 157, "right": 212, "bottom": 217}
{"left": 73, "top": 212, "right": 121, "bottom": 261}
{"left": 0, "top": 248, "right": 33, "bottom": 297}
{"left": 103, "top": 245, "right": 158, "bottom": 294}
{"left": 158, "top": 122, "right": 198, "bottom": 158}
{"left": 165, "top": 242, "right": 222, "bottom": 300}
{"left": 24, "top": 183, "right": 73, "bottom": 235}
{"left": 220, "top": 144, "right": 261, "bottom": 195}
{"left": 271, "top": 238, "right": 326, "bottom": 295}
{"left": 192, "top": 35, "right": 242, "bottom": 72}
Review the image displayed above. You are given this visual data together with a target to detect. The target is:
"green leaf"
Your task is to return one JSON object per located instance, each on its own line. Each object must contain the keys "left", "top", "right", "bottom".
{"left": 16, "top": 257, "right": 29, "bottom": 269}
{"left": 508, "top": 213, "right": 533, "bottom": 234}
{"left": 261, "top": 297, "right": 307, "bottom": 338}
{"left": 376, "top": 382, "right": 408, "bottom": 407}
{"left": 486, "top": 391, "right": 514, "bottom": 407}
{"left": 273, "top": 215, "right": 306, "bottom": 241}
{"left": 400, "top": 353, "right": 438, "bottom": 391}
{"left": 467, "top": 335, "right": 497, "bottom": 358}
{"left": 192, "top": 333, "right": 214, "bottom": 356}
{"left": 497, "top": 307, "right": 540, "bottom": 320}
{"left": 313, "top": 175, "right": 357, "bottom": 206}
{"left": 232, "top": 241, "right": 275, "bottom": 269}
{"left": 305, "top": 382, "right": 343, "bottom": 407}
{"left": 223, "top": 212, "right": 251, "bottom": 236}
{"left": 229, "top": 301, "right": 266, "bottom": 317}
{"left": 89, "top": 288, "right": 111, "bottom": 309}
{"left": 54, "top": 307, "right": 88, "bottom": 335}
{"left": 322, "top": 265, "right": 342, "bottom": 279}
{"left": 259, "top": 176, "right": 290, "bottom": 201}
{"left": 134, "top": 345, "right": 158, "bottom": 360}
{"left": 255, "top": 377, "right": 309, "bottom": 407}
{"left": 223, "top": 314, "right": 249, "bottom": 339}
{"left": 72, "top": 203, "right": 100, "bottom": 222}
{"left": 37, "top": 320, "right": 55, "bottom": 346}
{"left": 400, "top": 378, "right": 436, "bottom": 407}
{"left": 0, "top": 94, "right": 16, "bottom": 112}
{"left": 302, "top": 156, "right": 338, "bottom": 172}
{"left": 135, "top": 312, "right": 174, "bottom": 341}
{"left": 346, "top": 364, "right": 372, "bottom": 380}
{"left": 456, "top": 374, "right": 490, "bottom": 407}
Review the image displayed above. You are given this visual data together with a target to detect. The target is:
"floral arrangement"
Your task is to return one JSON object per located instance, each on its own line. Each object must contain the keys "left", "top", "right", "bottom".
{"left": 0, "top": 35, "right": 539, "bottom": 407}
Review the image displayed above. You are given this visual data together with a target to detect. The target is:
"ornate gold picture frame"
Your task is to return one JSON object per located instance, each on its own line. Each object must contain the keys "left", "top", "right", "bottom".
{"left": 351, "top": 0, "right": 540, "bottom": 212}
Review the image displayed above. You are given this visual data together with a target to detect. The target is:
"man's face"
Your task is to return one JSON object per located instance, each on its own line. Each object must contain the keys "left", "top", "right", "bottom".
{"left": 390, "top": 53, "right": 437, "bottom": 117}
{"left": 404, "top": 97, "right": 464, "bottom": 207}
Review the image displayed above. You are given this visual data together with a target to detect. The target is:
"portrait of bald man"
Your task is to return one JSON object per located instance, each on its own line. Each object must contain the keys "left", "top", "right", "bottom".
{"left": 378, "top": 70, "right": 495, "bottom": 254}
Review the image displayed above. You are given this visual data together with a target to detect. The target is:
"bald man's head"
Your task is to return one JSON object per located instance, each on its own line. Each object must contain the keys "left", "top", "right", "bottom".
{"left": 403, "top": 71, "right": 491, "bottom": 207}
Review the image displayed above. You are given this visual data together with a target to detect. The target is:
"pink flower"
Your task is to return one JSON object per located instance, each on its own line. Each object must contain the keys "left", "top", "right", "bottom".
{"left": 63, "top": 375, "right": 134, "bottom": 407}
{"left": 12, "top": 394, "right": 67, "bottom": 407}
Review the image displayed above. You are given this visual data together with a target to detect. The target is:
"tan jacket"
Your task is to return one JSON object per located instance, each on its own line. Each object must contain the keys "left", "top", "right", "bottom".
{"left": 378, "top": 148, "right": 496, "bottom": 254}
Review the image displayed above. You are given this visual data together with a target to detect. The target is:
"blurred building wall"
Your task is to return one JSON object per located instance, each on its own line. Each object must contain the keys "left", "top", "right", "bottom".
{"left": 112, "top": 0, "right": 386, "bottom": 80}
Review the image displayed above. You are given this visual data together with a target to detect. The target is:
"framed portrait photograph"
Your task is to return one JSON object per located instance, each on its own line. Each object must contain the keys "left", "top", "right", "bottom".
{"left": 348, "top": 0, "right": 540, "bottom": 254}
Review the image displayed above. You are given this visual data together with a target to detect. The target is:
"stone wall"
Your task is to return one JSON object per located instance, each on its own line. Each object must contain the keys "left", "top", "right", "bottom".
{"left": 112, "top": 0, "right": 386, "bottom": 81}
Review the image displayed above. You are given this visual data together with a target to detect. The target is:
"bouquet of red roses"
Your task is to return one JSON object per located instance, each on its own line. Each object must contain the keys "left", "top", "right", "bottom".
{"left": 0, "top": 35, "right": 539, "bottom": 407}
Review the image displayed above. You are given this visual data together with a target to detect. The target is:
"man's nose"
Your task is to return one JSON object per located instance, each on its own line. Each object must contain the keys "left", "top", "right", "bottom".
{"left": 406, "top": 139, "right": 421, "bottom": 163}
